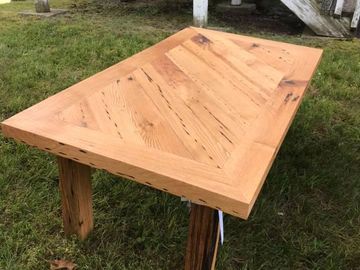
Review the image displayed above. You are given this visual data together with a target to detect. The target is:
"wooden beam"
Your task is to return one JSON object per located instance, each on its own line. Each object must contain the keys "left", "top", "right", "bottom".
{"left": 334, "top": 0, "right": 345, "bottom": 17}
{"left": 281, "top": 0, "right": 351, "bottom": 37}
{"left": 193, "top": 0, "right": 208, "bottom": 27}
{"left": 355, "top": 13, "right": 360, "bottom": 38}
{"left": 185, "top": 204, "right": 220, "bottom": 270}
{"left": 57, "top": 157, "right": 93, "bottom": 240}
{"left": 351, "top": 0, "right": 360, "bottom": 28}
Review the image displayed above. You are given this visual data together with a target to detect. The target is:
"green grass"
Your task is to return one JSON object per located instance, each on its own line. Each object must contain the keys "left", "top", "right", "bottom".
{"left": 0, "top": 1, "right": 360, "bottom": 269}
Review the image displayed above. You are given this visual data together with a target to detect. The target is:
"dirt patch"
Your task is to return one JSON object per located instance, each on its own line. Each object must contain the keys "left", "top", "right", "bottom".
{"left": 213, "top": 12, "right": 304, "bottom": 35}
{"left": 213, "top": 1, "right": 304, "bottom": 36}
{"left": 83, "top": 0, "right": 304, "bottom": 35}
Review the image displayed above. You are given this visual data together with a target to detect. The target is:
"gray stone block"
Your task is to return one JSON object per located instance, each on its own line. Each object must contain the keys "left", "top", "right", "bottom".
{"left": 18, "top": 9, "right": 67, "bottom": 17}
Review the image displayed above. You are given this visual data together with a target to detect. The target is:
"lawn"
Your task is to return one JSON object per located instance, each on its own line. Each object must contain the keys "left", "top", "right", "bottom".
{"left": 0, "top": 0, "right": 360, "bottom": 269}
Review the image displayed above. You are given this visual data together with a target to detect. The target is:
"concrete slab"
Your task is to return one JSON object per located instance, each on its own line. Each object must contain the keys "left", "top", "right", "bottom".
{"left": 18, "top": 9, "right": 67, "bottom": 17}
{"left": 216, "top": 2, "right": 256, "bottom": 15}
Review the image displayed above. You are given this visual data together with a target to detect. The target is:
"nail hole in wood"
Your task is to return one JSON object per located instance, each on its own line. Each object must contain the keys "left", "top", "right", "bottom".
{"left": 79, "top": 149, "right": 87, "bottom": 153}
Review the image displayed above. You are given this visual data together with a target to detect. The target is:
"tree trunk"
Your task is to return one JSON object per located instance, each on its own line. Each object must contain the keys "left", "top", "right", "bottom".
{"left": 35, "top": 0, "right": 50, "bottom": 13}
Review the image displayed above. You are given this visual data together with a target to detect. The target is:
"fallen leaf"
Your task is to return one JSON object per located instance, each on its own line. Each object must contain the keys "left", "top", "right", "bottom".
{"left": 50, "top": 259, "right": 77, "bottom": 270}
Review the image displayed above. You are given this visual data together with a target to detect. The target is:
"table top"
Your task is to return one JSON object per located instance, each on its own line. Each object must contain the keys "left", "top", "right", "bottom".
{"left": 1, "top": 27, "right": 322, "bottom": 219}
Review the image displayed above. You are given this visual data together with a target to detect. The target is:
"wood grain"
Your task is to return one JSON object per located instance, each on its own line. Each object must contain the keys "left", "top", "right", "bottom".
{"left": 1, "top": 27, "right": 323, "bottom": 219}
{"left": 58, "top": 157, "right": 93, "bottom": 240}
{"left": 185, "top": 204, "right": 219, "bottom": 270}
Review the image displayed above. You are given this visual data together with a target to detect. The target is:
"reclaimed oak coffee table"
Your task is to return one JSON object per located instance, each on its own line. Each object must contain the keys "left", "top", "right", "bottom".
{"left": 1, "top": 27, "right": 322, "bottom": 269}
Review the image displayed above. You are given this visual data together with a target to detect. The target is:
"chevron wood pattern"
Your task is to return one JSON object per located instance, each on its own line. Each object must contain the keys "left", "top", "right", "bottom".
{"left": 1, "top": 27, "right": 323, "bottom": 219}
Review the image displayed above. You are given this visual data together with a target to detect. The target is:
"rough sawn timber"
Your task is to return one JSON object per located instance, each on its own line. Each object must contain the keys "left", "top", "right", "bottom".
{"left": 58, "top": 157, "right": 93, "bottom": 240}
{"left": 185, "top": 204, "right": 220, "bottom": 270}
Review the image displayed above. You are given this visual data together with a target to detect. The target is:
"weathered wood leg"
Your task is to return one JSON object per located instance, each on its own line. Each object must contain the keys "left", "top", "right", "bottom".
{"left": 185, "top": 204, "right": 220, "bottom": 270}
{"left": 57, "top": 157, "right": 93, "bottom": 240}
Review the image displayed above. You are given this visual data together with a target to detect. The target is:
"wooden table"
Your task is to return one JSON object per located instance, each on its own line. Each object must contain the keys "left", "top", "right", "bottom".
{"left": 1, "top": 27, "right": 322, "bottom": 269}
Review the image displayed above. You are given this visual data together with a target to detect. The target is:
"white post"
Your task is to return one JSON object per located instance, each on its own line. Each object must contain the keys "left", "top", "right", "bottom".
{"left": 351, "top": 0, "right": 360, "bottom": 29}
{"left": 193, "top": 0, "right": 208, "bottom": 27}
{"left": 231, "top": 0, "right": 242, "bottom": 6}
{"left": 334, "top": 0, "right": 344, "bottom": 17}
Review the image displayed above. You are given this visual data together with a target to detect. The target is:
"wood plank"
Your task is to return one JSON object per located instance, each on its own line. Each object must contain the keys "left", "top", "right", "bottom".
{"left": 166, "top": 45, "right": 261, "bottom": 121}
{"left": 150, "top": 56, "right": 246, "bottom": 148}
{"left": 182, "top": 39, "right": 270, "bottom": 104}
{"left": 57, "top": 99, "right": 101, "bottom": 131}
{"left": 185, "top": 204, "right": 219, "bottom": 270}
{"left": 356, "top": 16, "right": 360, "bottom": 36}
{"left": 190, "top": 30, "right": 285, "bottom": 90}
{"left": 351, "top": 0, "right": 360, "bottom": 28}
{"left": 334, "top": 0, "right": 345, "bottom": 16}
{"left": 104, "top": 76, "right": 193, "bottom": 159}
{"left": 134, "top": 65, "right": 232, "bottom": 167}
{"left": 195, "top": 27, "right": 297, "bottom": 75}
{"left": 57, "top": 157, "right": 93, "bottom": 240}
{"left": 280, "top": 0, "right": 351, "bottom": 37}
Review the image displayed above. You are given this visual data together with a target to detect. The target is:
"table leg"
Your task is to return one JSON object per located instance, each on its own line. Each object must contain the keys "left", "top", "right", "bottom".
{"left": 57, "top": 157, "right": 93, "bottom": 240}
{"left": 185, "top": 204, "right": 220, "bottom": 270}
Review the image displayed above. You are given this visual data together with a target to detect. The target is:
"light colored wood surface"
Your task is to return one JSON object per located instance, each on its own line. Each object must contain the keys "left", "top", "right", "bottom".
{"left": 1, "top": 27, "right": 323, "bottom": 219}
{"left": 58, "top": 157, "right": 93, "bottom": 240}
